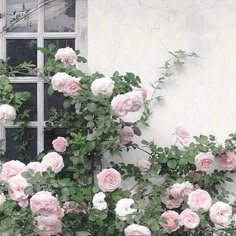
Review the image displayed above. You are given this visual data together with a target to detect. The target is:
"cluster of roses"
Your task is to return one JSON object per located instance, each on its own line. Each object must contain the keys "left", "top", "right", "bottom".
{"left": 0, "top": 150, "right": 65, "bottom": 235}
{"left": 161, "top": 181, "right": 233, "bottom": 231}
{"left": 92, "top": 168, "right": 152, "bottom": 236}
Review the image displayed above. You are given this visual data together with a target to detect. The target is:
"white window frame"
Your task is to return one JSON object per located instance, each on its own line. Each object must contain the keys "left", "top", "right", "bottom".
{"left": 0, "top": 0, "right": 88, "bottom": 155}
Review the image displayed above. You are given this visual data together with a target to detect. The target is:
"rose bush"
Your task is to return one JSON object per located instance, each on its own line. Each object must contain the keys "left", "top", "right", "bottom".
{"left": 2, "top": 47, "right": 236, "bottom": 236}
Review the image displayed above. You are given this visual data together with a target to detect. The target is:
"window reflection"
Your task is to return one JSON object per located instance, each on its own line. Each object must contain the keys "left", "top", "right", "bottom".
{"left": 6, "top": 0, "right": 38, "bottom": 32}
{"left": 44, "top": 0, "right": 75, "bottom": 32}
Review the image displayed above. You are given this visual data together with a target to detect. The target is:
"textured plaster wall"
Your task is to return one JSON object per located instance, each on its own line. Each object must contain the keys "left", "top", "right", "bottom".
{"left": 88, "top": 0, "right": 236, "bottom": 154}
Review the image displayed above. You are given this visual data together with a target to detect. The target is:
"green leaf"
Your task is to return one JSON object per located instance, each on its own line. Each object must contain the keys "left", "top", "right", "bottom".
{"left": 132, "top": 126, "right": 142, "bottom": 136}
{"left": 63, "top": 99, "right": 72, "bottom": 109}
{"left": 48, "top": 85, "right": 54, "bottom": 96}
{"left": 85, "top": 141, "right": 96, "bottom": 152}
{"left": 87, "top": 102, "right": 97, "bottom": 112}
{"left": 24, "top": 186, "right": 33, "bottom": 195}
{"left": 167, "top": 159, "right": 177, "bottom": 169}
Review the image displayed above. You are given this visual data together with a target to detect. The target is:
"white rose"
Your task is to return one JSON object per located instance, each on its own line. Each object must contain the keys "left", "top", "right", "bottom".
{"left": 41, "top": 152, "right": 64, "bottom": 173}
{"left": 0, "top": 192, "right": 6, "bottom": 205}
{"left": 115, "top": 198, "right": 137, "bottom": 220}
{"left": 0, "top": 104, "right": 16, "bottom": 123}
{"left": 51, "top": 72, "right": 71, "bottom": 92}
{"left": 55, "top": 47, "right": 77, "bottom": 67}
{"left": 92, "top": 192, "right": 107, "bottom": 210}
{"left": 91, "top": 77, "right": 114, "bottom": 96}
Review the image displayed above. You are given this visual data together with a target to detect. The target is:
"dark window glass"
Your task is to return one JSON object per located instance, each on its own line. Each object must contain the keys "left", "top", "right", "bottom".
{"left": 6, "top": 39, "right": 37, "bottom": 73}
{"left": 5, "top": 128, "right": 37, "bottom": 162}
{"left": 44, "top": 0, "right": 75, "bottom": 32}
{"left": 11, "top": 83, "right": 37, "bottom": 121}
{"left": 44, "top": 128, "right": 67, "bottom": 152}
{"left": 44, "top": 83, "right": 65, "bottom": 120}
{"left": 44, "top": 39, "right": 75, "bottom": 50}
{"left": 6, "top": 0, "right": 38, "bottom": 32}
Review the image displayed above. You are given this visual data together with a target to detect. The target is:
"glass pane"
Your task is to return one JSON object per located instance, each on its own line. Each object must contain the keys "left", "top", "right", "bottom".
{"left": 11, "top": 83, "right": 37, "bottom": 121}
{"left": 5, "top": 128, "right": 37, "bottom": 162}
{"left": 44, "top": 0, "right": 75, "bottom": 32}
{"left": 44, "top": 128, "right": 67, "bottom": 152}
{"left": 6, "top": 0, "right": 38, "bottom": 32}
{"left": 44, "top": 39, "right": 75, "bottom": 50}
{"left": 6, "top": 39, "right": 37, "bottom": 69}
{"left": 44, "top": 83, "right": 65, "bottom": 120}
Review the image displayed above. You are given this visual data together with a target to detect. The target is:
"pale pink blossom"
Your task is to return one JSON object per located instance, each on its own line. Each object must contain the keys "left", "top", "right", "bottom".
{"left": 179, "top": 209, "right": 200, "bottom": 229}
{"left": 135, "top": 88, "right": 147, "bottom": 100}
{"left": 1, "top": 160, "right": 26, "bottom": 182}
{"left": 209, "top": 201, "right": 232, "bottom": 225}
{"left": 187, "top": 189, "right": 212, "bottom": 211}
{"left": 51, "top": 72, "right": 71, "bottom": 92}
{"left": 175, "top": 126, "right": 191, "bottom": 144}
{"left": 124, "top": 224, "right": 151, "bottom": 236}
{"left": 26, "top": 162, "right": 46, "bottom": 174}
{"left": 91, "top": 77, "right": 114, "bottom": 96}
{"left": 64, "top": 77, "right": 81, "bottom": 96}
{"left": 8, "top": 174, "right": 30, "bottom": 202}
{"left": 55, "top": 47, "right": 77, "bottom": 67}
{"left": 160, "top": 211, "right": 179, "bottom": 232}
{"left": 161, "top": 188, "right": 184, "bottom": 209}
{"left": 0, "top": 104, "right": 16, "bottom": 123}
{"left": 97, "top": 168, "right": 122, "bottom": 192}
{"left": 170, "top": 181, "right": 194, "bottom": 199}
{"left": 127, "top": 90, "right": 145, "bottom": 112}
{"left": 111, "top": 94, "right": 133, "bottom": 117}
{"left": 219, "top": 151, "right": 236, "bottom": 171}
{"left": 137, "top": 159, "right": 151, "bottom": 172}
{"left": 120, "top": 126, "right": 134, "bottom": 145}
{"left": 52, "top": 137, "right": 68, "bottom": 153}
{"left": 41, "top": 152, "right": 64, "bottom": 174}
{"left": 30, "top": 191, "right": 64, "bottom": 218}
{"left": 195, "top": 152, "right": 215, "bottom": 171}
{"left": 35, "top": 215, "right": 62, "bottom": 236}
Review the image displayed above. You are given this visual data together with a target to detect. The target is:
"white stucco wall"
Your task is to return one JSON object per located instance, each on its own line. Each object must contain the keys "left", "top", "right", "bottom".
{"left": 88, "top": 0, "right": 236, "bottom": 151}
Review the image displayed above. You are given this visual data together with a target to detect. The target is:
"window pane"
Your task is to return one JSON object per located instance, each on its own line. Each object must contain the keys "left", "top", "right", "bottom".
{"left": 44, "top": 128, "right": 67, "bottom": 152}
{"left": 11, "top": 83, "right": 37, "bottom": 121}
{"left": 5, "top": 128, "right": 37, "bottom": 162}
{"left": 44, "top": 39, "right": 75, "bottom": 50}
{"left": 44, "top": 83, "right": 65, "bottom": 120}
{"left": 6, "top": 0, "right": 38, "bottom": 32}
{"left": 44, "top": 0, "right": 75, "bottom": 32}
{"left": 6, "top": 39, "right": 37, "bottom": 69}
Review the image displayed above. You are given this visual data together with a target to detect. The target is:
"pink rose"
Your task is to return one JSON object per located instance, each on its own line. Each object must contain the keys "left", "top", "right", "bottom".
{"left": 41, "top": 152, "right": 64, "bottom": 173}
{"left": 64, "top": 77, "right": 81, "bottom": 96}
{"left": 26, "top": 162, "right": 46, "bottom": 174}
{"left": 55, "top": 47, "right": 77, "bottom": 67}
{"left": 161, "top": 188, "right": 184, "bottom": 209}
{"left": 8, "top": 174, "right": 30, "bottom": 202}
{"left": 160, "top": 211, "right": 179, "bottom": 232}
{"left": 187, "top": 189, "right": 212, "bottom": 211}
{"left": 97, "top": 168, "right": 122, "bottom": 192}
{"left": 137, "top": 159, "right": 151, "bottom": 172}
{"left": 195, "top": 152, "right": 215, "bottom": 171}
{"left": 63, "top": 202, "right": 87, "bottom": 214}
{"left": 135, "top": 88, "right": 147, "bottom": 100}
{"left": 179, "top": 209, "right": 200, "bottom": 229}
{"left": 124, "top": 224, "right": 151, "bottom": 236}
{"left": 51, "top": 72, "right": 71, "bottom": 92}
{"left": 170, "top": 181, "right": 194, "bottom": 199}
{"left": 35, "top": 215, "right": 62, "bottom": 236}
{"left": 120, "top": 126, "right": 134, "bottom": 145}
{"left": 127, "top": 90, "right": 145, "bottom": 112}
{"left": 219, "top": 151, "right": 236, "bottom": 170}
{"left": 52, "top": 137, "right": 68, "bottom": 153}
{"left": 111, "top": 94, "right": 133, "bottom": 117}
{"left": 175, "top": 126, "right": 191, "bottom": 144}
{"left": 30, "top": 191, "right": 64, "bottom": 218}
{"left": 209, "top": 201, "right": 232, "bottom": 225}
{"left": 1, "top": 160, "right": 26, "bottom": 182}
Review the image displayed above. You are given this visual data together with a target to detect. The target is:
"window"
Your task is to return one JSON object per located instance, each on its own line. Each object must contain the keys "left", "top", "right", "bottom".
{"left": 0, "top": 0, "right": 88, "bottom": 159}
